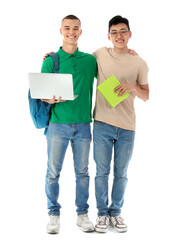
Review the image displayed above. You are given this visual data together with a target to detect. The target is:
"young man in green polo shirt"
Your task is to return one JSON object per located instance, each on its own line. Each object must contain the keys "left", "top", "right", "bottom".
{"left": 41, "top": 15, "right": 97, "bottom": 234}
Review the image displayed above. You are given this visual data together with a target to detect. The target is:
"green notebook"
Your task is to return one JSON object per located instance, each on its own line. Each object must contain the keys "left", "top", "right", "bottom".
{"left": 97, "top": 75, "right": 129, "bottom": 108}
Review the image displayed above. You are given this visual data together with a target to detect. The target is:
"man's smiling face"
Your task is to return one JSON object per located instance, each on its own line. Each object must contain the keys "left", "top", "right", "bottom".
{"left": 60, "top": 19, "right": 82, "bottom": 45}
{"left": 108, "top": 23, "right": 132, "bottom": 51}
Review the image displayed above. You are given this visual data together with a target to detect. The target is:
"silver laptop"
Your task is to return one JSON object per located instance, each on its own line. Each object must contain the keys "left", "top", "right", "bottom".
{"left": 28, "top": 73, "right": 78, "bottom": 100}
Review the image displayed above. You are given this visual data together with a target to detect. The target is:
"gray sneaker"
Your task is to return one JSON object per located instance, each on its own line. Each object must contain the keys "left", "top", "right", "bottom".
{"left": 95, "top": 216, "right": 109, "bottom": 233}
{"left": 76, "top": 214, "right": 94, "bottom": 232}
{"left": 46, "top": 215, "right": 60, "bottom": 234}
{"left": 110, "top": 216, "right": 127, "bottom": 232}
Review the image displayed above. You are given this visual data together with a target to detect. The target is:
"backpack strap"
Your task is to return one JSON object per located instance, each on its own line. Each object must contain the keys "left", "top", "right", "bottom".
{"left": 49, "top": 53, "right": 59, "bottom": 73}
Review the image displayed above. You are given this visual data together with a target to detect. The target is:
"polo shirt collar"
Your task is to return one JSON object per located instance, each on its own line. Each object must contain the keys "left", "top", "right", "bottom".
{"left": 58, "top": 47, "right": 83, "bottom": 58}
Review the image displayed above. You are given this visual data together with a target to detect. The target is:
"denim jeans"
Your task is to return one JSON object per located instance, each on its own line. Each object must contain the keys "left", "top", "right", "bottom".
{"left": 93, "top": 120, "right": 135, "bottom": 217}
{"left": 45, "top": 122, "right": 91, "bottom": 216}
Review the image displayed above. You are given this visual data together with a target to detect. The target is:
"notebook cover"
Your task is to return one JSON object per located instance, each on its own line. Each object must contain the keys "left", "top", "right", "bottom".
{"left": 97, "top": 75, "right": 129, "bottom": 108}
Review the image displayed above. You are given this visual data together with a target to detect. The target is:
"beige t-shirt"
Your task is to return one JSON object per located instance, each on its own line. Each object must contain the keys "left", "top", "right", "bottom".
{"left": 92, "top": 47, "right": 149, "bottom": 131}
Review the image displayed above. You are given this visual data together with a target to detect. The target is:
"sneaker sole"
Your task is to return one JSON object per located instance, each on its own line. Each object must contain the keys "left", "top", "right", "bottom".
{"left": 95, "top": 227, "right": 108, "bottom": 233}
{"left": 76, "top": 224, "right": 95, "bottom": 232}
{"left": 46, "top": 230, "right": 59, "bottom": 234}
{"left": 110, "top": 222, "right": 128, "bottom": 233}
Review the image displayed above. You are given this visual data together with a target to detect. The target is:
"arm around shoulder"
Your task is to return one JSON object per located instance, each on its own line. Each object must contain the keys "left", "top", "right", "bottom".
{"left": 41, "top": 56, "right": 54, "bottom": 73}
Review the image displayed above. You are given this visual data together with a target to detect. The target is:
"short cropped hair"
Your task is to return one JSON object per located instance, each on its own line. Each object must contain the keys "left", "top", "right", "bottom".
{"left": 108, "top": 15, "right": 130, "bottom": 32}
{"left": 62, "top": 15, "right": 81, "bottom": 24}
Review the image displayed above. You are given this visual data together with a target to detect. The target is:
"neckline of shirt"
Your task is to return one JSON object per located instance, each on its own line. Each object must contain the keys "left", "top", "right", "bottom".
{"left": 109, "top": 48, "right": 130, "bottom": 58}
{"left": 58, "top": 47, "right": 83, "bottom": 58}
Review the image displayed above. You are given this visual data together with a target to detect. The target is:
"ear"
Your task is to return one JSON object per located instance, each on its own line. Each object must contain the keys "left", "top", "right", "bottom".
{"left": 60, "top": 28, "right": 62, "bottom": 35}
{"left": 129, "top": 31, "right": 132, "bottom": 39}
{"left": 108, "top": 33, "right": 111, "bottom": 41}
{"left": 80, "top": 29, "right": 82, "bottom": 36}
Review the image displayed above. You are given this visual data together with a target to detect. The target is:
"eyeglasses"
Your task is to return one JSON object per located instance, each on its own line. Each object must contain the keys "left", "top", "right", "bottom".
{"left": 109, "top": 30, "right": 129, "bottom": 37}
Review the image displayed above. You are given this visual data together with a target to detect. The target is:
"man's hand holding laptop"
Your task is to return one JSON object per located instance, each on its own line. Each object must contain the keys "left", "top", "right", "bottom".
{"left": 41, "top": 96, "right": 66, "bottom": 104}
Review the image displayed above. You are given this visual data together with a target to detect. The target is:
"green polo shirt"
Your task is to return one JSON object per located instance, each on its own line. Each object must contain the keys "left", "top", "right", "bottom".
{"left": 41, "top": 47, "right": 97, "bottom": 123}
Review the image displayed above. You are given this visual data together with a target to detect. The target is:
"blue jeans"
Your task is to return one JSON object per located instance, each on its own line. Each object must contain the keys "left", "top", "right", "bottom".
{"left": 45, "top": 122, "right": 91, "bottom": 216}
{"left": 93, "top": 120, "right": 135, "bottom": 217}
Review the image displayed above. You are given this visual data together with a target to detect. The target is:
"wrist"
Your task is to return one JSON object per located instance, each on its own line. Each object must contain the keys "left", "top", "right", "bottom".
{"left": 132, "top": 84, "right": 137, "bottom": 93}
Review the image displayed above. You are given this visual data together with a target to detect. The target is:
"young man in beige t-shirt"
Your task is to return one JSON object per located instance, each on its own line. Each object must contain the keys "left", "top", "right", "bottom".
{"left": 93, "top": 15, "right": 149, "bottom": 233}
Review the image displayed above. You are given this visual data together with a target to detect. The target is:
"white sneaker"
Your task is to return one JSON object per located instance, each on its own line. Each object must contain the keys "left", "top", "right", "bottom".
{"left": 46, "top": 215, "right": 60, "bottom": 234}
{"left": 110, "top": 216, "right": 127, "bottom": 232}
{"left": 95, "top": 216, "right": 109, "bottom": 233}
{"left": 76, "top": 214, "right": 94, "bottom": 232}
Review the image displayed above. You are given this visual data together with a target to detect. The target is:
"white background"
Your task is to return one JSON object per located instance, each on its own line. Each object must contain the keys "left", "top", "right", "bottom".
{"left": 0, "top": 0, "right": 181, "bottom": 239}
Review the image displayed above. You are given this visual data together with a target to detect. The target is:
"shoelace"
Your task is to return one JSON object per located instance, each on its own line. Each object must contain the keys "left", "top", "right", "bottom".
{"left": 97, "top": 216, "right": 107, "bottom": 225}
{"left": 114, "top": 216, "right": 124, "bottom": 225}
{"left": 81, "top": 214, "right": 90, "bottom": 223}
{"left": 50, "top": 216, "right": 59, "bottom": 225}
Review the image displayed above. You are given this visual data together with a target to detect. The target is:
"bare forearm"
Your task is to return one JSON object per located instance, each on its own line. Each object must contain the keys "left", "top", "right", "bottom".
{"left": 133, "top": 84, "right": 149, "bottom": 101}
{"left": 115, "top": 83, "right": 149, "bottom": 102}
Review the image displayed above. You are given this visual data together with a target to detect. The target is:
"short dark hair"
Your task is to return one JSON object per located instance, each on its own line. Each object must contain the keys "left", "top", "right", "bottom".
{"left": 62, "top": 15, "right": 81, "bottom": 24}
{"left": 108, "top": 15, "right": 130, "bottom": 32}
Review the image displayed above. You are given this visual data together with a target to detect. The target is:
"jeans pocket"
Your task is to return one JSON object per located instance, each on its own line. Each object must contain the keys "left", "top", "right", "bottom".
{"left": 94, "top": 120, "right": 104, "bottom": 125}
